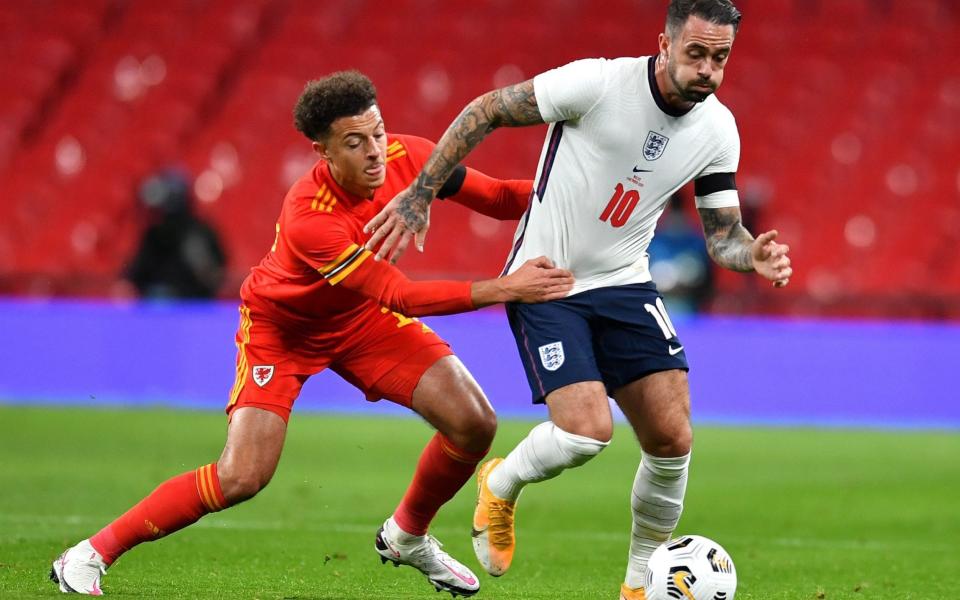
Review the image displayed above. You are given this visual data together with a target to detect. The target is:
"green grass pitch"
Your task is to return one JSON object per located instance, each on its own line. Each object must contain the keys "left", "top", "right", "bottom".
{"left": 1, "top": 405, "right": 957, "bottom": 599}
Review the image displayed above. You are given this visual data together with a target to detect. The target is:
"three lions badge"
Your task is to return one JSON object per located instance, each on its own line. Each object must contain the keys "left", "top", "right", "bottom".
{"left": 643, "top": 131, "right": 669, "bottom": 161}
{"left": 538, "top": 342, "right": 565, "bottom": 371}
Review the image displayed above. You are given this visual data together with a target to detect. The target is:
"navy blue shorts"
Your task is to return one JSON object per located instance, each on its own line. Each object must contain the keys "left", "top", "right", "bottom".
{"left": 506, "top": 282, "right": 689, "bottom": 403}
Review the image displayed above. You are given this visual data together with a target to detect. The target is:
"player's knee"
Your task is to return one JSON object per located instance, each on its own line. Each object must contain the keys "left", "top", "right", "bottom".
{"left": 644, "top": 421, "right": 692, "bottom": 457}
{"left": 449, "top": 400, "right": 497, "bottom": 453}
{"left": 560, "top": 418, "right": 613, "bottom": 444}
{"left": 553, "top": 424, "right": 610, "bottom": 467}
{"left": 472, "top": 403, "right": 498, "bottom": 446}
{"left": 218, "top": 463, "right": 273, "bottom": 504}
{"left": 673, "top": 423, "right": 693, "bottom": 455}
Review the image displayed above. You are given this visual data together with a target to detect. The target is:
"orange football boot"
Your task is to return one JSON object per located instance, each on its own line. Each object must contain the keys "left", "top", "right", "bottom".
{"left": 620, "top": 583, "right": 647, "bottom": 600}
{"left": 471, "top": 458, "right": 517, "bottom": 577}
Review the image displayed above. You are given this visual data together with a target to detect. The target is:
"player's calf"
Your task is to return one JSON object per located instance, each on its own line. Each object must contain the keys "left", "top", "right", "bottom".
{"left": 625, "top": 453, "right": 690, "bottom": 590}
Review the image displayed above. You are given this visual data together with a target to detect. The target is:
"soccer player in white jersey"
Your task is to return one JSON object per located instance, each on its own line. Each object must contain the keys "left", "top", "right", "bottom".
{"left": 365, "top": 1, "right": 792, "bottom": 597}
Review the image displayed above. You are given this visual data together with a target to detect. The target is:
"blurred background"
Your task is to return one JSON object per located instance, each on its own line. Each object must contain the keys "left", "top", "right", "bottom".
{"left": 2, "top": 0, "right": 959, "bottom": 317}
{"left": 3, "top": 6, "right": 957, "bottom": 596}
{"left": 0, "top": 0, "right": 957, "bottom": 425}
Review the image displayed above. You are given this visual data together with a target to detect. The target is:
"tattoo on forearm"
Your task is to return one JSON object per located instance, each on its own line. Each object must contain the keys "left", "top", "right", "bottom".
{"left": 698, "top": 207, "right": 755, "bottom": 272}
{"left": 409, "top": 80, "right": 543, "bottom": 207}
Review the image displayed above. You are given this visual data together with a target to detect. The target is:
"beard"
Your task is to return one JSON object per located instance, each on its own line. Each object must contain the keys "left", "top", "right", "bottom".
{"left": 667, "top": 57, "right": 716, "bottom": 103}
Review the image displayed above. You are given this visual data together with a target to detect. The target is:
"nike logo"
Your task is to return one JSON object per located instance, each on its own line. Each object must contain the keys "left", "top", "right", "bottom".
{"left": 633, "top": 167, "right": 652, "bottom": 173}
{"left": 439, "top": 556, "right": 478, "bottom": 586}
{"left": 668, "top": 345, "right": 684, "bottom": 355}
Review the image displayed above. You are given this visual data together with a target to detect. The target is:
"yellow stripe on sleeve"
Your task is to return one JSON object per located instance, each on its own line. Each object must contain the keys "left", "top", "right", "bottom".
{"left": 327, "top": 249, "right": 371, "bottom": 285}
{"left": 310, "top": 185, "right": 328, "bottom": 211}
{"left": 318, "top": 244, "right": 360, "bottom": 275}
{"left": 386, "top": 150, "right": 407, "bottom": 163}
{"left": 319, "top": 190, "right": 336, "bottom": 212}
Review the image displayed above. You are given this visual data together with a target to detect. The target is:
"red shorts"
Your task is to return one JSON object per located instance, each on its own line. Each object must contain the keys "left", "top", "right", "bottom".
{"left": 225, "top": 304, "right": 453, "bottom": 422}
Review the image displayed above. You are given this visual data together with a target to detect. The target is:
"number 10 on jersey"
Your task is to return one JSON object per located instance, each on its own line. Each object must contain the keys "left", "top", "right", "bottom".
{"left": 599, "top": 183, "right": 639, "bottom": 228}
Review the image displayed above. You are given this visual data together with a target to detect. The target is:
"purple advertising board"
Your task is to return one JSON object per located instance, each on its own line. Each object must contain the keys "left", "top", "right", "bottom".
{"left": 1, "top": 299, "right": 957, "bottom": 429}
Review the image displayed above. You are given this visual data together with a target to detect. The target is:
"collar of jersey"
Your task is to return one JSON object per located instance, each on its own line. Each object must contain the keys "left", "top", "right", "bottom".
{"left": 647, "top": 55, "right": 694, "bottom": 118}
{"left": 316, "top": 162, "right": 375, "bottom": 207}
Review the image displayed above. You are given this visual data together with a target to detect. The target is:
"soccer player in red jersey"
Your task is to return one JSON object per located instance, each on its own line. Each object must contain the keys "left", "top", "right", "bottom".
{"left": 50, "top": 70, "right": 573, "bottom": 598}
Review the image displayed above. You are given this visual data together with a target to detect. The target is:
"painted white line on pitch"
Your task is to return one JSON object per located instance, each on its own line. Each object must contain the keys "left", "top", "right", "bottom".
{"left": 0, "top": 513, "right": 946, "bottom": 552}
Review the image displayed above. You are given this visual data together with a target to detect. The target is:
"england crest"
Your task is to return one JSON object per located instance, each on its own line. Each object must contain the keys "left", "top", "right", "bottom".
{"left": 538, "top": 342, "right": 565, "bottom": 372}
{"left": 642, "top": 131, "right": 669, "bottom": 161}
{"left": 252, "top": 365, "right": 275, "bottom": 387}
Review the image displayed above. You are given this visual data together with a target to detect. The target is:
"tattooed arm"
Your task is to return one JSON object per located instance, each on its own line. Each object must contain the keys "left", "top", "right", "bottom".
{"left": 698, "top": 206, "right": 793, "bottom": 287}
{"left": 698, "top": 206, "right": 755, "bottom": 271}
{"left": 407, "top": 80, "right": 544, "bottom": 204}
{"left": 364, "top": 80, "right": 544, "bottom": 262}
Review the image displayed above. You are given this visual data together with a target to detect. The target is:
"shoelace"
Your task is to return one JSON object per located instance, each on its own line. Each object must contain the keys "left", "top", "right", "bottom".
{"left": 411, "top": 535, "right": 453, "bottom": 566}
{"left": 486, "top": 499, "right": 516, "bottom": 550}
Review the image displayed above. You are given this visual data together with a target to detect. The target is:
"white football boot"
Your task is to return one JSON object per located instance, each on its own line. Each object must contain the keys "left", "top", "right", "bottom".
{"left": 50, "top": 539, "right": 107, "bottom": 595}
{"left": 375, "top": 517, "right": 480, "bottom": 597}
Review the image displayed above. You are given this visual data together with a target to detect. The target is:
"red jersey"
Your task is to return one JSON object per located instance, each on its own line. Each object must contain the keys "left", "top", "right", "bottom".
{"left": 240, "top": 134, "right": 530, "bottom": 334}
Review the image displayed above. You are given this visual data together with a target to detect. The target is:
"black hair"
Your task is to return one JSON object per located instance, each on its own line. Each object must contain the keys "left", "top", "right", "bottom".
{"left": 666, "top": 0, "right": 742, "bottom": 35}
{"left": 293, "top": 70, "right": 378, "bottom": 141}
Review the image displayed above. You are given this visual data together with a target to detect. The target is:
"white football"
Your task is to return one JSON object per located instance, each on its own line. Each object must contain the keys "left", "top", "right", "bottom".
{"left": 644, "top": 535, "right": 737, "bottom": 600}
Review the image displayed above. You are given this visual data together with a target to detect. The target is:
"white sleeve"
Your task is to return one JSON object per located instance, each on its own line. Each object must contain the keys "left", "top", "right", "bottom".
{"left": 695, "top": 112, "right": 741, "bottom": 209}
{"left": 694, "top": 188, "right": 740, "bottom": 209}
{"left": 533, "top": 58, "right": 607, "bottom": 123}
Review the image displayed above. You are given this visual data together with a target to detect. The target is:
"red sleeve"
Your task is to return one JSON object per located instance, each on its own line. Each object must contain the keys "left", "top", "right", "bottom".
{"left": 448, "top": 167, "right": 532, "bottom": 220}
{"left": 338, "top": 259, "right": 475, "bottom": 317}
{"left": 285, "top": 211, "right": 475, "bottom": 317}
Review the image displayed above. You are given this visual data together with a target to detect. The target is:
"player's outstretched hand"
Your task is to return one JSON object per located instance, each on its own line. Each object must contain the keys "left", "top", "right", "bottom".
{"left": 363, "top": 184, "right": 430, "bottom": 264}
{"left": 751, "top": 230, "right": 792, "bottom": 288}
{"left": 502, "top": 256, "right": 575, "bottom": 303}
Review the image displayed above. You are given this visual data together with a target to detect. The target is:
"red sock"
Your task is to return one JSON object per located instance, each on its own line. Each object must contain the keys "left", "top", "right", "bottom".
{"left": 393, "top": 433, "right": 487, "bottom": 536}
{"left": 89, "top": 463, "right": 228, "bottom": 565}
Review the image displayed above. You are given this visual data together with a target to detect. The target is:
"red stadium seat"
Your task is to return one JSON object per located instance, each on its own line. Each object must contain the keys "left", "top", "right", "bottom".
{"left": 0, "top": 0, "right": 957, "bottom": 315}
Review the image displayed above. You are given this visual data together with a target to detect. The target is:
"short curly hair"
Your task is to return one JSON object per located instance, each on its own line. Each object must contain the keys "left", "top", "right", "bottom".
{"left": 293, "top": 70, "right": 378, "bottom": 141}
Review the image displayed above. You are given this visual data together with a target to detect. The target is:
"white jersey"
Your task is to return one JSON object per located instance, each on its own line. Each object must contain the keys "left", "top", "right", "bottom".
{"left": 503, "top": 56, "right": 741, "bottom": 295}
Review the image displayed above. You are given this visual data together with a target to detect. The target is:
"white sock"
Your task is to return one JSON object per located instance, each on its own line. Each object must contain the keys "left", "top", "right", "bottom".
{"left": 624, "top": 452, "right": 690, "bottom": 589}
{"left": 385, "top": 516, "right": 422, "bottom": 545}
{"left": 487, "top": 421, "right": 609, "bottom": 501}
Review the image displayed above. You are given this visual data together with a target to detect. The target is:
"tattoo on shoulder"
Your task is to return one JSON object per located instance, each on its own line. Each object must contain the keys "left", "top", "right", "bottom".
{"left": 698, "top": 207, "right": 754, "bottom": 272}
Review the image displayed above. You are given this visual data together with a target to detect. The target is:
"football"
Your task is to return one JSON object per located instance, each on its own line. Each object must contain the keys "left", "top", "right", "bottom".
{"left": 644, "top": 535, "right": 737, "bottom": 600}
